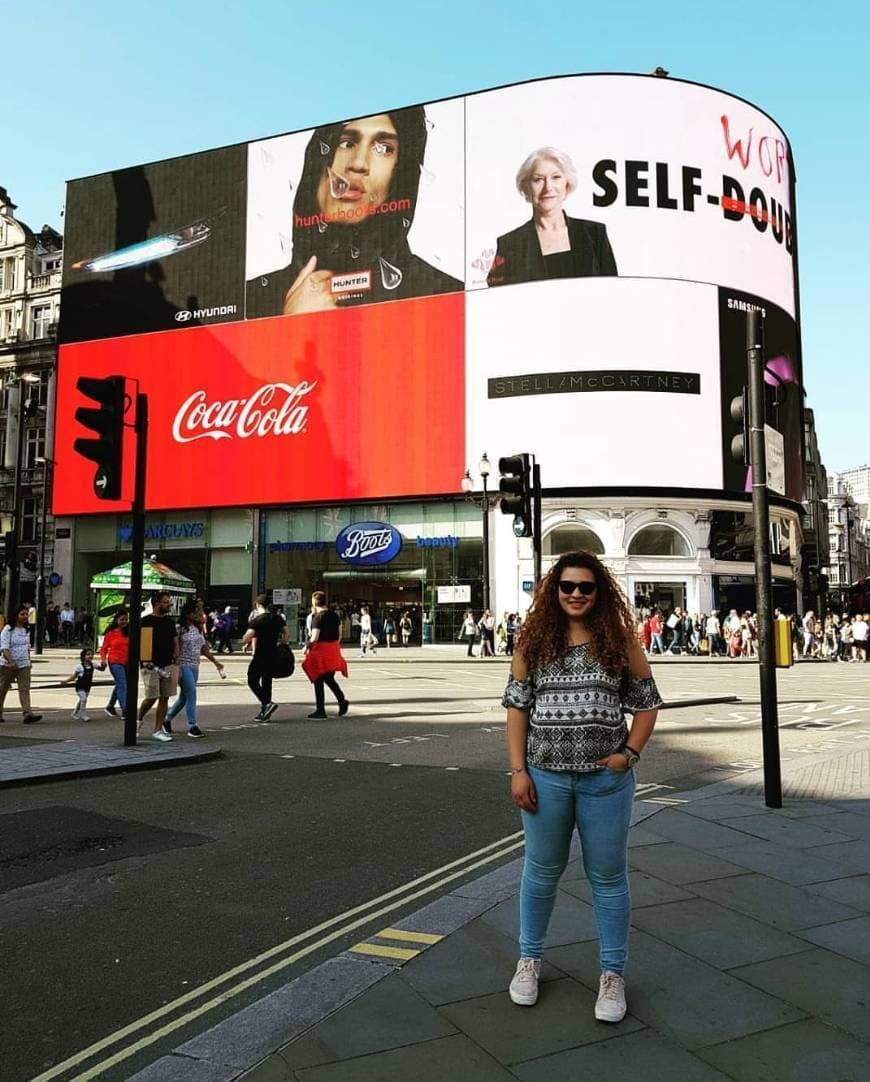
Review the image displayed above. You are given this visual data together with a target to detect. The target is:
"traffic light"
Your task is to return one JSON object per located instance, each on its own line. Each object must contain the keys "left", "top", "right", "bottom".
{"left": 729, "top": 387, "right": 750, "bottom": 465}
{"left": 74, "top": 376, "right": 127, "bottom": 499}
{"left": 498, "top": 454, "right": 532, "bottom": 537}
{"left": 2, "top": 530, "right": 16, "bottom": 569}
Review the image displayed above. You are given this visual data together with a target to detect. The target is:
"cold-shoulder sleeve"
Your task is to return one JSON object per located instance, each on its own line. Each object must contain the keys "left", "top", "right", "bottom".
{"left": 502, "top": 673, "right": 534, "bottom": 711}
{"left": 620, "top": 672, "right": 663, "bottom": 714}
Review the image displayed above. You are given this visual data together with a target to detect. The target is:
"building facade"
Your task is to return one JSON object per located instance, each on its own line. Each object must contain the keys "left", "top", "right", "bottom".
{"left": 0, "top": 186, "right": 66, "bottom": 611}
{"left": 826, "top": 472, "right": 870, "bottom": 607}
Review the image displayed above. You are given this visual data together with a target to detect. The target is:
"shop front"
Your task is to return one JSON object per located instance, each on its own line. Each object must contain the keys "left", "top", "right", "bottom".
{"left": 68, "top": 509, "right": 254, "bottom": 624}
{"left": 263, "top": 501, "right": 482, "bottom": 644}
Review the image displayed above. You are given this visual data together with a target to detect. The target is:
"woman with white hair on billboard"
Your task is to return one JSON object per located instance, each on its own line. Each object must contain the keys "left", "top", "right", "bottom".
{"left": 487, "top": 147, "right": 617, "bottom": 287}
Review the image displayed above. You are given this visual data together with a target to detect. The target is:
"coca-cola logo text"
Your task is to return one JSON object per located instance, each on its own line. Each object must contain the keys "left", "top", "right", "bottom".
{"left": 172, "top": 381, "right": 317, "bottom": 444}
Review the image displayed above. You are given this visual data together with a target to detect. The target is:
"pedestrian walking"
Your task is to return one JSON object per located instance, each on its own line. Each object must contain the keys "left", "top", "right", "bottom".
{"left": 705, "top": 610, "right": 722, "bottom": 656}
{"left": 138, "top": 591, "right": 180, "bottom": 742}
{"left": 302, "top": 591, "right": 349, "bottom": 718}
{"left": 0, "top": 605, "right": 43, "bottom": 723}
{"left": 648, "top": 609, "right": 665, "bottom": 655}
{"left": 100, "top": 610, "right": 130, "bottom": 716}
{"left": 478, "top": 609, "right": 495, "bottom": 657}
{"left": 166, "top": 603, "right": 225, "bottom": 737}
{"left": 63, "top": 647, "right": 96, "bottom": 721}
{"left": 59, "top": 602, "right": 75, "bottom": 646}
{"left": 400, "top": 611, "right": 412, "bottom": 647}
{"left": 45, "top": 602, "right": 59, "bottom": 646}
{"left": 852, "top": 614, "right": 868, "bottom": 662}
{"left": 503, "top": 551, "right": 661, "bottom": 1023}
{"left": 459, "top": 609, "right": 476, "bottom": 656}
{"left": 242, "top": 594, "right": 286, "bottom": 721}
{"left": 216, "top": 606, "right": 235, "bottom": 653}
{"left": 359, "top": 606, "right": 377, "bottom": 657}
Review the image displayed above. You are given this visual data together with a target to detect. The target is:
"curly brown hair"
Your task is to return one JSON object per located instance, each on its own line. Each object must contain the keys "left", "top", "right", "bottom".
{"left": 517, "top": 551, "right": 636, "bottom": 675}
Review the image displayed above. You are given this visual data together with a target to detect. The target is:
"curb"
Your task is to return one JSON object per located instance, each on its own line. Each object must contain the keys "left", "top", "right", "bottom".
{"left": 0, "top": 744, "right": 223, "bottom": 789}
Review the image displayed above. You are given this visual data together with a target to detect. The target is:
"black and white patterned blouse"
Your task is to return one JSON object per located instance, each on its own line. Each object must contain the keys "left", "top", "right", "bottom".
{"left": 502, "top": 644, "right": 662, "bottom": 772}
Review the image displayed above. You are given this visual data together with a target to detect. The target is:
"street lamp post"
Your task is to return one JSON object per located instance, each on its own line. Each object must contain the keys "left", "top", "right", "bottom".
{"left": 461, "top": 452, "right": 492, "bottom": 612}
{"left": 34, "top": 456, "right": 54, "bottom": 654}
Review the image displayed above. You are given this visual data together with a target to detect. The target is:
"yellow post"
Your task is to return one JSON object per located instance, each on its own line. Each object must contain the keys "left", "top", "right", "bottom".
{"left": 774, "top": 619, "right": 793, "bottom": 668}
{"left": 140, "top": 625, "right": 153, "bottom": 664}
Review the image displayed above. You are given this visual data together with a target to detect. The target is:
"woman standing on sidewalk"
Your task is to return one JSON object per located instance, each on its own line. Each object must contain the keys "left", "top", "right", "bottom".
{"left": 503, "top": 551, "right": 661, "bottom": 1024}
{"left": 100, "top": 610, "right": 130, "bottom": 716}
{"left": 165, "top": 604, "right": 225, "bottom": 737}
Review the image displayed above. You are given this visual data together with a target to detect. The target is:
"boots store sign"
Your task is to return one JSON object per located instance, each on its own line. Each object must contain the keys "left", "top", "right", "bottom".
{"left": 335, "top": 523, "right": 402, "bottom": 566}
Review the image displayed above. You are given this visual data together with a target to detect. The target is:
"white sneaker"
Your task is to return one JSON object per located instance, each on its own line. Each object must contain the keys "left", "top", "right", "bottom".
{"left": 71, "top": 711, "right": 80, "bottom": 721}
{"left": 594, "top": 971, "right": 627, "bottom": 1022}
{"left": 152, "top": 729, "right": 173, "bottom": 742}
{"left": 509, "top": 957, "right": 541, "bottom": 1006}
{"left": 80, "top": 712, "right": 90, "bottom": 722}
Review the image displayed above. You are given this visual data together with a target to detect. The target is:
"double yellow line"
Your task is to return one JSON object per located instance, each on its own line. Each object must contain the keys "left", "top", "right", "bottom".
{"left": 35, "top": 830, "right": 524, "bottom": 1081}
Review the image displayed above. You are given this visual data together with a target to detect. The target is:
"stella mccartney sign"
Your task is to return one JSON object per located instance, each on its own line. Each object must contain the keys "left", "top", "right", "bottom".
{"left": 488, "top": 370, "right": 701, "bottom": 399}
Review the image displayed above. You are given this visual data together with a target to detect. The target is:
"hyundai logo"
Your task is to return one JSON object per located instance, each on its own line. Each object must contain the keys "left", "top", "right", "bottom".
{"left": 175, "top": 310, "right": 193, "bottom": 322}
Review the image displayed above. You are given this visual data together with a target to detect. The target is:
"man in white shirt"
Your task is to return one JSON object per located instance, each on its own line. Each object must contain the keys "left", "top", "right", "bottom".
{"left": 59, "top": 602, "right": 75, "bottom": 647}
{"left": 705, "top": 611, "right": 722, "bottom": 656}
{"left": 852, "top": 614, "right": 869, "bottom": 662}
{"left": 0, "top": 605, "right": 43, "bottom": 723}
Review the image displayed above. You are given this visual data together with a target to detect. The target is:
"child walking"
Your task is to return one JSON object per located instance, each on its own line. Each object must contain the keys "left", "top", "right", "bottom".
{"left": 64, "top": 648, "right": 97, "bottom": 721}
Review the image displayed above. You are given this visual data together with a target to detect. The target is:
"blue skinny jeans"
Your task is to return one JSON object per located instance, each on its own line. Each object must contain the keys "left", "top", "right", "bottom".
{"left": 166, "top": 664, "right": 199, "bottom": 727}
{"left": 520, "top": 764, "right": 635, "bottom": 974}
{"left": 108, "top": 662, "right": 127, "bottom": 713}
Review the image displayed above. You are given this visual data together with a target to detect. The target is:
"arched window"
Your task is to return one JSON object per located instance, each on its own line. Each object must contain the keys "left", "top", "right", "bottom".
{"left": 627, "top": 524, "right": 690, "bottom": 557}
{"left": 543, "top": 525, "right": 605, "bottom": 556}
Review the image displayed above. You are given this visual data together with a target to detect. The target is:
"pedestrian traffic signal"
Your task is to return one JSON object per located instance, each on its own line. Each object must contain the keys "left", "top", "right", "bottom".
{"left": 74, "top": 376, "right": 127, "bottom": 500}
{"left": 498, "top": 454, "right": 532, "bottom": 538}
{"left": 729, "top": 387, "right": 750, "bottom": 465}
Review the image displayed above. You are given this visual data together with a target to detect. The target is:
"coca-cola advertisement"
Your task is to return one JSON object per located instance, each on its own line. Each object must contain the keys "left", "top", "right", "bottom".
{"left": 53, "top": 294, "right": 465, "bottom": 515}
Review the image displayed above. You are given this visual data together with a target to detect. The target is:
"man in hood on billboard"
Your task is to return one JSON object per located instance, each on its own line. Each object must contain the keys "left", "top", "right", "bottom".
{"left": 246, "top": 107, "right": 462, "bottom": 317}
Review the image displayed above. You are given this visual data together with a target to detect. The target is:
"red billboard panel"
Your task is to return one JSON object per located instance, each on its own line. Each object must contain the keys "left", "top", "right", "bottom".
{"left": 54, "top": 293, "right": 464, "bottom": 515}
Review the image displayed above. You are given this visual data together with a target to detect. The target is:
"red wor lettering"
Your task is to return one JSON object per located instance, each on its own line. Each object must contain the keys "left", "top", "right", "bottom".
{"left": 721, "top": 114, "right": 788, "bottom": 185}
{"left": 721, "top": 115, "right": 752, "bottom": 169}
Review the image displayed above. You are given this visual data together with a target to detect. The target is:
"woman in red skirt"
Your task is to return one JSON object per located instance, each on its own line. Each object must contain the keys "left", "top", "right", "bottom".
{"left": 302, "top": 591, "right": 349, "bottom": 719}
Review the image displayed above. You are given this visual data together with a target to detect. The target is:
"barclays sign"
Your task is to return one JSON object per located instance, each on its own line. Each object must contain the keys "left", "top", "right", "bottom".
{"left": 335, "top": 522, "right": 402, "bottom": 566}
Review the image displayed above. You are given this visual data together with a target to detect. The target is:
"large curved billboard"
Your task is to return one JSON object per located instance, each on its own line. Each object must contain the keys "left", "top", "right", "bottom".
{"left": 55, "top": 73, "right": 802, "bottom": 515}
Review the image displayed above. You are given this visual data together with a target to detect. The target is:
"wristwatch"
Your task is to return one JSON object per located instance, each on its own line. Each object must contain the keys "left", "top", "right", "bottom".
{"left": 620, "top": 745, "right": 641, "bottom": 769}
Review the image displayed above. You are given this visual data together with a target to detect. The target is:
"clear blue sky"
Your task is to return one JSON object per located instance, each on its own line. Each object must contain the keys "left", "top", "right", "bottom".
{"left": 6, "top": 0, "right": 867, "bottom": 472}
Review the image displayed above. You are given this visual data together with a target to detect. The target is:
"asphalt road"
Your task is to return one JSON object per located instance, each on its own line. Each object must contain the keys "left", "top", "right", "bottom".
{"left": 3, "top": 653, "right": 870, "bottom": 1081}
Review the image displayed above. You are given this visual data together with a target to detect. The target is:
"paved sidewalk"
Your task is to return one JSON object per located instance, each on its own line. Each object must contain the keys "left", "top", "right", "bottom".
{"left": 0, "top": 739, "right": 221, "bottom": 787}
{"left": 132, "top": 747, "right": 870, "bottom": 1082}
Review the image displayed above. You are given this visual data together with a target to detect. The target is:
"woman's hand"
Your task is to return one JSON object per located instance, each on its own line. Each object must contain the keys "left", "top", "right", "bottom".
{"left": 282, "top": 256, "right": 337, "bottom": 315}
{"left": 511, "top": 769, "right": 537, "bottom": 812}
{"left": 595, "top": 753, "right": 631, "bottom": 772}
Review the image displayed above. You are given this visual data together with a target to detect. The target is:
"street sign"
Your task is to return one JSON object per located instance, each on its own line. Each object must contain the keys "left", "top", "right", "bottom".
{"left": 522, "top": 579, "right": 534, "bottom": 592}
{"left": 273, "top": 588, "right": 303, "bottom": 606}
{"left": 764, "top": 425, "right": 785, "bottom": 495}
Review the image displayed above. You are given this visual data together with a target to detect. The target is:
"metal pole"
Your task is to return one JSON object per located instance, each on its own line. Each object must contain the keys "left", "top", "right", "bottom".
{"left": 532, "top": 460, "right": 542, "bottom": 586}
{"left": 35, "top": 460, "right": 51, "bottom": 654}
{"left": 3, "top": 383, "right": 27, "bottom": 617}
{"left": 747, "top": 308, "right": 782, "bottom": 808}
{"left": 481, "top": 474, "right": 490, "bottom": 612}
{"left": 124, "top": 393, "right": 148, "bottom": 747}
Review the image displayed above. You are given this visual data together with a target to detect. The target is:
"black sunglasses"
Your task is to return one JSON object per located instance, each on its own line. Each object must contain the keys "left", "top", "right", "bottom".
{"left": 558, "top": 580, "right": 597, "bottom": 596}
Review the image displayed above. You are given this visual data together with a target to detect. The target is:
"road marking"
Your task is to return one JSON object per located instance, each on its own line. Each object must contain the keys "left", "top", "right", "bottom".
{"left": 34, "top": 830, "right": 524, "bottom": 1082}
{"left": 348, "top": 943, "right": 419, "bottom": 961}
{"left": 377, "top": 927, "right": 443, "bottom": 945}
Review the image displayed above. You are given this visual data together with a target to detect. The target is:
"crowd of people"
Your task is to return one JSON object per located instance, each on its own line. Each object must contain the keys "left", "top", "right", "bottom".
{"left": 637, "top": 608, "right": 760, "bottom": 658}
{"left": 797, "top": 610, "right": 869, "bottom": 661}
{"left": 459, "top": 609, "right": 524, "bottom": 657}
